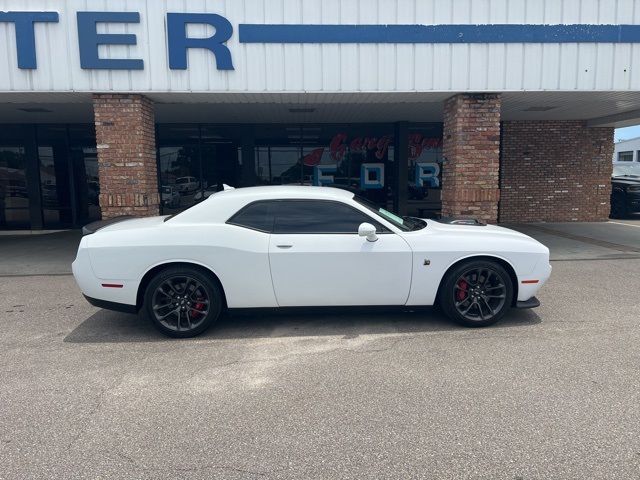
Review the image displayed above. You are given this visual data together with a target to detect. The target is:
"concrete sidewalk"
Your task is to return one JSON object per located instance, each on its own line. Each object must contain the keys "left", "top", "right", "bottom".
{"left": 508, "top": 220, "right": 640, "bottom": 261}
{"left": 0, "top": 219, "right": 638, "bottom": 276}
{"left": 0, "top": 230, "right": 81, "bottom": 276}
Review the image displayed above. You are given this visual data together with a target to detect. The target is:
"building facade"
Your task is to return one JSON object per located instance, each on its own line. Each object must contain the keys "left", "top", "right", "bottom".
{"left": 1, "top": 0, "right": 639, "bottom": 230}
{"left": 614, "top": 136, "right": 640, "bottom": 164}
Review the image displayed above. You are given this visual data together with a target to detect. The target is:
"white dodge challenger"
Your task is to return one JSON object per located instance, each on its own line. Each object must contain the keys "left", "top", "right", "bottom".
{"left": 73, "top": 186, "right": 551, "bottom": 337}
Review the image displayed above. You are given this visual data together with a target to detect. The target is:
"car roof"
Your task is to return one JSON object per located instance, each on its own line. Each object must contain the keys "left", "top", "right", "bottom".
{"left": 214, "top": 185, "right": 355, "bottom": 201}
{"left": 167, "top": 185, "right": 356, "bottom": 225}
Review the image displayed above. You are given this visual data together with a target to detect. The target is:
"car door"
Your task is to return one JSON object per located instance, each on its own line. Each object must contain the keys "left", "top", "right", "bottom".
{"left": 267, "top": 199, "right": 413, "bottom": 307}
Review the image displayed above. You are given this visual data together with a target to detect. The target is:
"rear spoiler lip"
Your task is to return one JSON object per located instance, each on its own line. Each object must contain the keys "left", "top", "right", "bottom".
{"left": 82, "top": 216, "right": 136, "bottom": 236}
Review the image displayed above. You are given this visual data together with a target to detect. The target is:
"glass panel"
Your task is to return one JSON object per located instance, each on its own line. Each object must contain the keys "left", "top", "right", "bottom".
{"left": 37, "top": 126, "right": 73, "bottom": 228}
{"left": 618, "top": 151, "right": 633, "bottom": 162}
{"left": 200, "top": 125, "right": 242, "bottom": 199}
{"left": 407, "top": 125, "right": 443, "bottom": 218}
{"left": 67, "top": 125, "right": 99, "bottom": 225}
{"left": 301, "top": 125, "right": 394, "bottom": 207}
{"left": 272, "top": 200, "right": 380, "bottom": 234}
{"left": 158, "top": 145, "right": 200, "bottom": 214}
{"left": 157, "top": 126, "right": 202, "bottom": 216}
{"left": 228, "top": 201, "right": 274, "bottom": 232}
{"left": 254, "top": 124, "right": 396, "bottom": 208}
{"left": 270, "top": 147, "right": 303, "bottom": 185}
{"left": 0, "top": 145, "right": 30, "bottom": 229}
{"left": 71, "top": 145, "right": 100, "bottom": 224}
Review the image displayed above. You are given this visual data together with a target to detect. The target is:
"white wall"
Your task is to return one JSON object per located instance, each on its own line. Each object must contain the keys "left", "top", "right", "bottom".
{"left": 1, "top": 0, "right": 640, "bottom": 94}
{"left": 614, "top": 137, "right": 640, "bottom": 163}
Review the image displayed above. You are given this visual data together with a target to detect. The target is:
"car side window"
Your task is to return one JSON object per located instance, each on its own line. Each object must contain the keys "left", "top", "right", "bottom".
{"left": 272, "top": 200, "right": 388, "bottom": 234}
{"left": 227, "top": 202, "right": 274, "bottom": 232}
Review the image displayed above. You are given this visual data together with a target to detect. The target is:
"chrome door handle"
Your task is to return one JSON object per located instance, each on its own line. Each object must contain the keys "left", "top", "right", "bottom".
{"left": 276, "top": 245, "right": 293, "bottom": 249}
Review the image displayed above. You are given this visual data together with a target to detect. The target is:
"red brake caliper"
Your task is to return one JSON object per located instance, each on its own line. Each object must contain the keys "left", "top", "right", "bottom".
{"left": 191, "top": 297, "right": 206, "bottom": 319}
{"left": 456, "top": 279, "right": 469, "bottom": 302}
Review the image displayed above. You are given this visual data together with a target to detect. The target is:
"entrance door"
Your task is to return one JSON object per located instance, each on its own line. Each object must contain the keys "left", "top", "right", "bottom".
{"left": 267, "top": 199, "right": 412, "bottom": 307}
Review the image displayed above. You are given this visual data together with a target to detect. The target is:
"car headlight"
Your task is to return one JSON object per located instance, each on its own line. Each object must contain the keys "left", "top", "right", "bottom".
{"left": 628, "top": 185, "right": 640, "bottom": 193}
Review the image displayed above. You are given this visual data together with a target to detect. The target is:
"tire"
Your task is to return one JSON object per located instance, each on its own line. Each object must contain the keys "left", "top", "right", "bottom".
{"left": 610, "top": 195, "right": 629, "bottom": 219}
{"left": 144, "top": 266, "right": 223, "bottom": 338}
{"left": 439, "top": 259, "right": 514, "bottom": 328}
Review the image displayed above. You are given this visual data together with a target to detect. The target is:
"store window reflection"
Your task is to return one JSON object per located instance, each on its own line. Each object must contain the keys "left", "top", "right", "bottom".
{"left": 407, "top": 126, "right": 443, "bottom": 218}
{"left": 0, "top": 145, "right": 30, "bottom": 229}
{"left": 157, "top": 125, "right": 242, "bottom": 214}
{"left": 70, "top": 146, "right": 100, "bottom": 224}
{"left": 69, "top": 125, "right": 100, "bottom": 225}
{"left": 200, "top": 126, "right": 241, "bottom": 201}
{"left": 37, "top": 126, "right": 73, "bottom": 228}
{"left": 158, "top": 145, "right": 199, "bottom": 213}
{"left": 255, "top": 125, "right": 395, "bottom": 207}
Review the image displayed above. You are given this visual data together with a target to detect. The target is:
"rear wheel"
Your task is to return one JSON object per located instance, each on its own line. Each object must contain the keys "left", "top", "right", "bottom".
{"left": 439, "top": 260, "right": 514, "bottom": 328}
{"left": 144, "top": 266, "right": 222, "bottom": 338}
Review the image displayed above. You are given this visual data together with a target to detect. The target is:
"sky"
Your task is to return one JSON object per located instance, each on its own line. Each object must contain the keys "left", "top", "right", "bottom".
{"left": 615, "top": 125, "right": 640, "bottom": 142}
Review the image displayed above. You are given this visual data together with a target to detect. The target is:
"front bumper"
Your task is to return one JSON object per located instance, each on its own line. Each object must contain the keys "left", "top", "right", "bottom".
{"left": 515, "top": 296, "right": 540, "bottom": 309}
{"left": 84, "top": 295, "right": 138, "bottom": 314}
{"left": 627, "top": 194, "right": 640, "bottom": 212}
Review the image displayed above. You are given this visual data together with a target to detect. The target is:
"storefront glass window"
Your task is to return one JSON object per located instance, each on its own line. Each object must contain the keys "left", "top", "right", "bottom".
{"left": 0, "top": 145, "right": 30, "bottom": 229}
{"left": 157, "top": 125, "right": 242, "bottom": 214}
{"left": 157, "top": 125, "right": 200, "bottom": 214}
{"left": 200, "top": 125, "right": 241, "bottom": 199}
{"left": 68, "top": 125, "right": 100, "bottom": 225}
{"left": 254, "top": 124, "right": 395, "bottom": 207}
{"left": 37, "top": 126, "right": 73, "bottom": 228}
{"left": 407, "top": 125, "right": 443, "bottom": 217}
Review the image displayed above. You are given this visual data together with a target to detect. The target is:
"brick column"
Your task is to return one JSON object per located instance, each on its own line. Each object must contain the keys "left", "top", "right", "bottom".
{"left": 500, "top": 121, "right": 613, "bottom": 222}
{"left": 442, "top": 93, "right": 501, "bottom": 223}
{"left": 93, "top": 94, "right": 159, "bottom": 219}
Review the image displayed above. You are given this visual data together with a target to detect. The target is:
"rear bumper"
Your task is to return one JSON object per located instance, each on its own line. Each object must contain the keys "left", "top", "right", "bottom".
{"left": 515, "top": 296, "right": 540, "bottom": 309}
{"left": 84, "top": 295, "right": 138, "bottom": 314}
{"left": 73, "top": 245, "right": 139, "bottom": 307}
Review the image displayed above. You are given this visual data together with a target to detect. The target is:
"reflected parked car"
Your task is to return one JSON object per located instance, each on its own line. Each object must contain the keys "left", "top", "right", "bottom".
{"left": 174, "top": 176, "right": 200, "bottom": 194}
{"left": 194, "top": 185, "right": 218, "bottom": 202}
{"left": 7, "top": 183, "right": 28, "bottom": 198}
{"left": 161, "top": 185, "right": 180, "bottom": 208}
{"left": 87, "top": 181, "right": 100, "bottom": 206}
{"left": 41, "top": 182, "right": 58, "bottom": 207}
{"left": 611, "top": 164, "right": 640, "bottom": 218}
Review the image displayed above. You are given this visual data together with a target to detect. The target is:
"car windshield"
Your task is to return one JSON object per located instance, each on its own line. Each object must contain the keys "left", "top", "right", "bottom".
{"left": 353, "top": 195, "right": 426, "bottom": 232}
{"left": 613, "top": 164, "right": 640, "bottom": 178}
{"left": 176, "top": 178, "right": 189, "bottom": 184}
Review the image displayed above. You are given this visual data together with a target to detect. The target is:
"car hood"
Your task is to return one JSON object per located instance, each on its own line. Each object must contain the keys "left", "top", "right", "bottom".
{"left": 426, "top": 220, "right": 530, "bottom": 239}
{"left": 612, "top": 176, "right": 640, "bottom": 186}
{"left": 411, "top": 220, "right": 549, "bottom": 254}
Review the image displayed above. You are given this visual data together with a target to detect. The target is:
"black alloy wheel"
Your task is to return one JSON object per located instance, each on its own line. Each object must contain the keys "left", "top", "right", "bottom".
{"left": 440, "top": 260, "right": 514, "bottom": 327}
{"left": 144, "top": 266, "right": 222, "bottom": 338}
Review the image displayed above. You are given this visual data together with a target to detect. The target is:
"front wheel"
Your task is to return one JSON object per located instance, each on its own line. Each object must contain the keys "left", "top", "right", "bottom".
{"left": 439, "top": 260, "right": 514, "bottom": 328}
{"left": 144, "top": 266, "right": 223, "bottom": 338}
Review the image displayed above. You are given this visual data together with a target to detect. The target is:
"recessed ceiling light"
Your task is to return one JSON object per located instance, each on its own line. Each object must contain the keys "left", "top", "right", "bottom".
{"left": 18, "top": 107, "right": 53, "bottom": 113}
{"left": 523, "top": 106, "right": 557, "bottom": 112}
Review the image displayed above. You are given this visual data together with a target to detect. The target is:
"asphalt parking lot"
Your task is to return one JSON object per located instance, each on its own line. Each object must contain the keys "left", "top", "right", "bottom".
{"left": 1, "top": 220, "right": 640, "bottom": 479}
